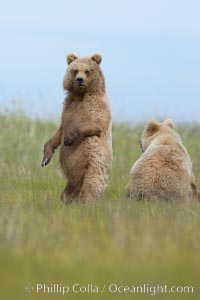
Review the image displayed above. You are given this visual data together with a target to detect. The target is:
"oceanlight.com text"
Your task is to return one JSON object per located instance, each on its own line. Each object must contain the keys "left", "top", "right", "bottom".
{"left": 25, "top": 282, "right": 194, "bottom": 296}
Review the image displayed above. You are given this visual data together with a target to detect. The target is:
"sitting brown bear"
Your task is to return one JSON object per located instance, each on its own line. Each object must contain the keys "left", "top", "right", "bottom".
{"left": 42, "top": 54, "right": 112, "bottom": 203}
{"left": 126, "top": 119, "right": 199, "bottom": 201}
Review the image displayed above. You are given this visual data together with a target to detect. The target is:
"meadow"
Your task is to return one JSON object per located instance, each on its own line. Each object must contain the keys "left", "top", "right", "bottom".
{"left": 1, "top": 111, "right": 200, "bottom": 299}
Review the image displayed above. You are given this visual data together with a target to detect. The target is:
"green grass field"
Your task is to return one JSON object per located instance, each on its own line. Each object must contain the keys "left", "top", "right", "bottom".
{"left": 1, "top": 111, "right": 200, "bottom": 299}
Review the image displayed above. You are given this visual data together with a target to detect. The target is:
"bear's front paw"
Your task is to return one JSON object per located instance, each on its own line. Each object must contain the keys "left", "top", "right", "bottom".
{"left": 41, "top": 152, "right": 53, "bottom": 167}
{"left": 41, "top": 145, "right": 54, "bottom": 167}
{"left": 64, "top": 137, "right": 74, "bottom": 146}
{"left": 64, "top": 131, "right": 79, "bottom": 147}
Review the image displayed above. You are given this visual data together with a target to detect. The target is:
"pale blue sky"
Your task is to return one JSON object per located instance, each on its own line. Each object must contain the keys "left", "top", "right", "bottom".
{"left": 1, "top": 0, "right": 200, "bottom": 121}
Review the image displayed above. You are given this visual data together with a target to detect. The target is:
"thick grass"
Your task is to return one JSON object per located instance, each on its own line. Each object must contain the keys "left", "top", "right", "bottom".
{"left": 1, "top": 112, "right": 200, "bottom": 299}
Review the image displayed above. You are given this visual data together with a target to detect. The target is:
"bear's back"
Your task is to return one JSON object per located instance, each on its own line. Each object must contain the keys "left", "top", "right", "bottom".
{"left": 130, "top": 142, "right": 193, "bottom": 200}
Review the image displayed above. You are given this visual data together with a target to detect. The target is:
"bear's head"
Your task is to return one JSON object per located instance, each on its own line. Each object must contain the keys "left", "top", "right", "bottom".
{"left": 140, "top": 119, "right": 177, "bottom": 152}
{"left": 63, "top": 54, "right": 105, "bottom": 94}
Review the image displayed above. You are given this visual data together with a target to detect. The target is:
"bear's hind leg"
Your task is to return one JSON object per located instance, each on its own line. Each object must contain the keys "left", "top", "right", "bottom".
{"left": 61, "top": 178, "right": 84, "bottom": 204}
{"left": 78, "top": 170, "right": 107, "bottom": 202}
{"left": 61, "top": 183, "right": 73, "bottom": 204}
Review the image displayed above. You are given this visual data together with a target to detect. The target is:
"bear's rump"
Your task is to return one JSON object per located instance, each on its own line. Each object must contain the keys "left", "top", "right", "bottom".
{"left": 130, "top": 156, "right": 193, "bottom": 200}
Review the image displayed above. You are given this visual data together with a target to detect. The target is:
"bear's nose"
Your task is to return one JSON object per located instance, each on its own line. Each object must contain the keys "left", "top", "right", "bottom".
{"left": 139, "top": 140, "right": 144, "bottom": 152}
{"left": 76, "top": 77, "right": 83, "bottom": 84}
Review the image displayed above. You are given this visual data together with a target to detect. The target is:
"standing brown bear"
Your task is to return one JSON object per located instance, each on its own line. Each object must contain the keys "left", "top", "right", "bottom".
{"left": 41, "top": 54, "right": 112, "bottom": 203}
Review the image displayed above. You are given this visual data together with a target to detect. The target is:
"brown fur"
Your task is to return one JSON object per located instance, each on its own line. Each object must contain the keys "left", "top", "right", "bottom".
{"left": 42, "top": 54, "right": 112, "bottom": 203}
{"left": 126, "top": 119, "right": 199, "bottom": 201}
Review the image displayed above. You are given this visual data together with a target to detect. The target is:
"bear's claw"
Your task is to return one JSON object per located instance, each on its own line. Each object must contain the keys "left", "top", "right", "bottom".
{"left": 64, "top": 138, "right": 74, "bottom": 146}
{"left": 41, "top": 157, "right": 50, "bottom": 167}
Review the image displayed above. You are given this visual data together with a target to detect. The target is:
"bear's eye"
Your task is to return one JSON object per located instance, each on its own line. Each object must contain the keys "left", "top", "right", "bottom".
{"left": 72, "top": 69, "right": 78, "bottom": 75}
{"left": 85, "top": 70, "right": 90, "bottom": 75}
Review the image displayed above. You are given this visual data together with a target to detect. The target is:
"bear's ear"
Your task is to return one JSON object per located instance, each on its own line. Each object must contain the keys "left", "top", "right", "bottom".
{"left": 146, "top": 120, "right": 160, "bottom": 133}
{"left": 67, "top": 54, "right": 77, "bottom": 65}
{"left": 91, "top": 54, "right": 102, "bottom": 64}
{"left": 163, "top": 119, "right": 174, "bottom": 128}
